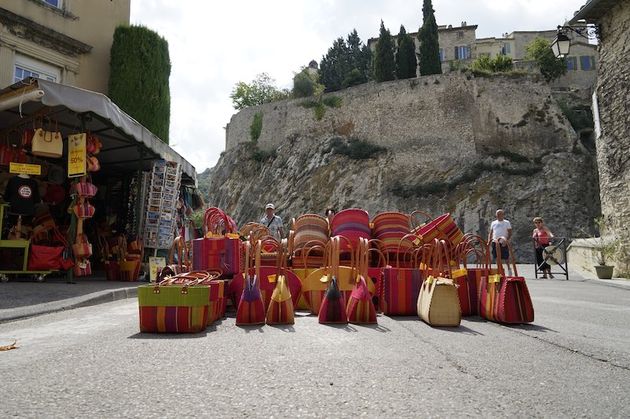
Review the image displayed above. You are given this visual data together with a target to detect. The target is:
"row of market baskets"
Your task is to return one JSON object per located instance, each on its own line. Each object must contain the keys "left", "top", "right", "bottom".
{"left": 138, "top": 207, "right": 534, "bottom": 333}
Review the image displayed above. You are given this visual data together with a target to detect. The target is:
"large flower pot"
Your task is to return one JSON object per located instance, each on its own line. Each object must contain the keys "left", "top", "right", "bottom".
{"left": 594, "top": 265, "right": 614, "bottom": 279}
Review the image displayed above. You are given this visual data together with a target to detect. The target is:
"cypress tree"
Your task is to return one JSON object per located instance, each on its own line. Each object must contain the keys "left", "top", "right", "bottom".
{"left": 108, "top": 25, "right": 171, "bottom": 143}
{"left": 418, "top": 0, "right": 442, "bottom": 76}
{"left": 373, "top": 20, "right": 395, "bottom": 82}
{"left": 395, "top": 25, "right": 418, "bottom": 79}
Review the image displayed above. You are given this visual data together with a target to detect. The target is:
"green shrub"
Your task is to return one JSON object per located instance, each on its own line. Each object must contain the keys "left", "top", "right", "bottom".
{"left": 299, "top": 99, "right": 319, "bottom": 109}
{"left": 322, "top": 95, "right": 343, "bottom": 108}
{"left": 250, "top": 112, "right": 263, "bottom": 142}
{"left": 314, "top": 103, "right": 326, "bottom": 120}
{"left": 330, "top": 137, "right": 386, "bottom": 160}
{"left": 251, "top": 147, "right": 277, "bottom": 162}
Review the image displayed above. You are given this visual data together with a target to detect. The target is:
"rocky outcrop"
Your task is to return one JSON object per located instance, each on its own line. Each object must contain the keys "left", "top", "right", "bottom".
{"left": 205, "top": 73, "right": 601, "bottom": 261}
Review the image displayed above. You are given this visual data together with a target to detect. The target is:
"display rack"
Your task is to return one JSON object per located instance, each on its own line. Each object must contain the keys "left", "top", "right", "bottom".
{"left": 143, "top": 160, "right": 181, "bottom": 250}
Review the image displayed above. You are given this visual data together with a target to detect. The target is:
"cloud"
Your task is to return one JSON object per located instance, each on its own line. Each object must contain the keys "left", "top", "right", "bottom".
{"left": 130, "top": 0, "right": 588, "bottom": 172}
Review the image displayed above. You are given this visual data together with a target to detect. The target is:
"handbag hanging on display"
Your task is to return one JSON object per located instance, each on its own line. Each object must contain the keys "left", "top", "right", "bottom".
{"left": 74, "top": 178, "right": 98, "bottom": 198}
{"left": 87, "top": 155, "right": 100, "bottom": 172}
{"left": 73, "top": 197, "right": 96, "bottom": 219}
{"left": 31, "top": 123, "right": 63, "bottom": 158}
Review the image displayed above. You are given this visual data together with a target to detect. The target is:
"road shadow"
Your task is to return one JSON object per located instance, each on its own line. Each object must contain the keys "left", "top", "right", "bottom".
{"left": 510, "top": 323, "right": 558, "bottom": 333}
{"left": 431, "top": 324, "right": 484, "bottom": 336}
{"left": 128, "top": 331, "right": 208, "bottom": 339}
{"left": 318, "top": 323, "right": 359, "bottom": 332}
{"left": 236, "top": 324, "right": 265, "bottom": 333}
{"left": 267, "top": 324, "right": 296, "bottom": 332}
{"left": 352, "top": 323, "right": 391, "bottom": 333}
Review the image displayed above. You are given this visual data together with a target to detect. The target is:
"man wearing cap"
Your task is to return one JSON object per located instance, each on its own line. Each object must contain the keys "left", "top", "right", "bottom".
{"left": 260, "top": 203, "right": 284, "bottom": 240}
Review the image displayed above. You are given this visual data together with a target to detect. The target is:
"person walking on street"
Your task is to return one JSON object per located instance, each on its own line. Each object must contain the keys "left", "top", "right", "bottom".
{"left": 488, "top": 209, "right": 513, "bottom": 276}
{"left": 260, "top": 203, "right": 284, "bottom": 240}
{"left": 532, "top": 217, "right": 554, "bottom": 278}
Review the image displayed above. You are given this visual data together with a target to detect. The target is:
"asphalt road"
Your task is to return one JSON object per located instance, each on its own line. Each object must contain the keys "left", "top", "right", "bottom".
{"left": 1, "top": 279, "right": 629, "bottom": 418}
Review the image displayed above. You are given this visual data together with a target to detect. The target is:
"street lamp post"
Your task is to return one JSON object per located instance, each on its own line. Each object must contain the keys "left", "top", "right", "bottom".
{"left": 551, "top": 24, "right": 599, "bottom": 58}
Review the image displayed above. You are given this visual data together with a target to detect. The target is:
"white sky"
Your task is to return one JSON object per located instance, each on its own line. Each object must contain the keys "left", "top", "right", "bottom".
{"left": 130, "top": 0, "right": 588, "bottom": 173}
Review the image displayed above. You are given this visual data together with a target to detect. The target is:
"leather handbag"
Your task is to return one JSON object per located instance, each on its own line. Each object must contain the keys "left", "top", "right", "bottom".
{"left": 32, "top": 127, "right": 63, "bottom": 158}
{"left": 417, "top": 240, "right": 461, "bottom": 327}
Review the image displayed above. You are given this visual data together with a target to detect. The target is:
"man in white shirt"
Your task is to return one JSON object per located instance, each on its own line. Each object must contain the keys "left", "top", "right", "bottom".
{"left": 260, "top": 203, "right": 284, "bottom": 240}
{"left": 488, "top": 209, "right": 513, "bottom": 276}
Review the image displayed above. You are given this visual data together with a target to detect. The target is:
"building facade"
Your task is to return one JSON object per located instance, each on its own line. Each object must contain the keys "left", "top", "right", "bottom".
{"left": 0, "top": 0, "right": 130, "bottom": 93}
{"left": 368, "top": 21, "right": 598, "bottom": 93}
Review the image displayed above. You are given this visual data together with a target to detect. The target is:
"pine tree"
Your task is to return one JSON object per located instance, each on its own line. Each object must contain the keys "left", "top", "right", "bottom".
{"left": 417, "top": 0, "right": 442, "bottom": 76}
{"left": 320, "top": 31, "right": 372, "bottom": 92}
{"left": 395, "top": 25, "right": 417, "bottom": 79}
{"left": 320, "top": 37, "right": 350, "bottom": 92}
{"left": 373, "top": 20, "right": 395, "bottom": 82}
{"left": 345, "top": 29, "right": 372, "bottom": 86}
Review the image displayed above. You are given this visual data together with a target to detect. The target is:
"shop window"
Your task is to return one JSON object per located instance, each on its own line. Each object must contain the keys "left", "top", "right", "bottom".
{"left": 566, "top": 56, "right": 578, "bottom": 71}
{"left": 580, "top": 55, "right": 595, "bottom": 71}
{"left": 454, "top": 46, "right": 471, "bottom": 60}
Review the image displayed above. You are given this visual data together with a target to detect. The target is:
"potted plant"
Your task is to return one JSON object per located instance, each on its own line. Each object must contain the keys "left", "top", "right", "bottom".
{"left": 594, "top": 237, "right": 618, "bottom": 279}
{"left": 593, "top": 216, "right": 619, "bottom": 279}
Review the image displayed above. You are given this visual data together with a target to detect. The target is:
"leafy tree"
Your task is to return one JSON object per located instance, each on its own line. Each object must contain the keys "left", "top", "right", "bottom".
{"left": 320, "top": 31, "right": 372, "bottom": 92}
{"left": 229, "top": 73, "right": 290, "bottom": 110}
{"left": 293, "top": 68, "right": 324, "bottom": 98}
{"left": 395, "top": 25, "right": 417, "bottom": 79}
{"left": 417, "top": 0, "right": 442, "bottom": 76}
{"left": 525, "top": 38, "right": 567, "bottom": 82}
{"left": 373, "top": 20, "right": 395, "bottom": 82}
{"left": 109, "top": 25, "right": 171, "bottom": 143}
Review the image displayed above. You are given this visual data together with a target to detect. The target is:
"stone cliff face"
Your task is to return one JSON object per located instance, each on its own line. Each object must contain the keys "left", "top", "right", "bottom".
{"left": 204, "top": 73, "right": 601, "bottom": 260}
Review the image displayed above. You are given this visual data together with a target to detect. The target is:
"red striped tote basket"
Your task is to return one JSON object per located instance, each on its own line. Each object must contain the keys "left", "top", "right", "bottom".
{"left": 330, "top": 208, "right": 370, "bottom": 251}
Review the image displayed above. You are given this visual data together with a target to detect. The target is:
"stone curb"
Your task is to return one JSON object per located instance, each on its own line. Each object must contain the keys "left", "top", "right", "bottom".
{"left": 0, "top": 286, "right": 138, "bottom": 324}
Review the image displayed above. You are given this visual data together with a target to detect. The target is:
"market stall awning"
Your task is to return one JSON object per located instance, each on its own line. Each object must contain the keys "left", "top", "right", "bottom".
{"left": 0, "top": 78, "right": 196, "bottom": 183}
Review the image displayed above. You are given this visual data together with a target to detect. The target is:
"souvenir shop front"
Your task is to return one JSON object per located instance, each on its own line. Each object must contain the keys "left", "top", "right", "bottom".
{"left": 0, "top": 78, "right": 200, "bottom": 281}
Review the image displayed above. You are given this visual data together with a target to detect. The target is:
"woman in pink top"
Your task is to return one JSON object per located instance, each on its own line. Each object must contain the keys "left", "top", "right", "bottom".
{"left": 532, "top": 217, "right": 554, "bottom": 278}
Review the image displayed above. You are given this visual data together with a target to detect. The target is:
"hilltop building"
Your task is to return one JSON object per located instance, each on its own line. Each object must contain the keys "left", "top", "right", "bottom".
{"left": 368, "top": 21, "right": 598, "bottom": 93}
